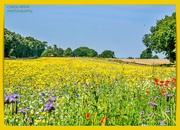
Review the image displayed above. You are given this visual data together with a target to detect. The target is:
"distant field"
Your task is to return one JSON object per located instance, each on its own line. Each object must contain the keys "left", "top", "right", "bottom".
{"left": 107, "top": 58, "right": 174, "bottom": 65}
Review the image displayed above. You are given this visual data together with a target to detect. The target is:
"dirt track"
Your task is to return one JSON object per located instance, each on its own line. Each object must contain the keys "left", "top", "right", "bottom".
{"left": 107, "top": 58, "right": 174, "bottom": 65}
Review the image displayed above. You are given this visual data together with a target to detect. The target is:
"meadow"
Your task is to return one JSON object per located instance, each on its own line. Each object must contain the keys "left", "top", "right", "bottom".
{"left": 4, "top": 57, "right": 176, "bottom": 126}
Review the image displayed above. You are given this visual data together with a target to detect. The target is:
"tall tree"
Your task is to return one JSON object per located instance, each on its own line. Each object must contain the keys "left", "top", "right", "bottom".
{"left": 142, "top": 12, "right": 176, "bottom": 62}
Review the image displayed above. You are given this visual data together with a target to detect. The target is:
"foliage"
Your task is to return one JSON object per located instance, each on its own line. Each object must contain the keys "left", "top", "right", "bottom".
{"left": 4, "top": 28, "right": 47, "bottom": 58}
{"left": 73, "top": 46, "right": 98, "bottom": 57}
{"left": 127, "top": 57, "right": 134, "bottom": 59}
{"left": 63, "top": 47, "right": 73, "bottom": 57}
{"left": 99, "top": 50, "right": 115, "bottom": 58}
{"left": 151, "top": 55, "right": 159, "bottom": 59}
{"left": 140, "top": 48, "right": 152, "bottom": 59}
{"left": 41, "top": 45, "right": 64, "bottom": 57}
{"left": 142, "top": 12, "right": 176, "bottom": 62}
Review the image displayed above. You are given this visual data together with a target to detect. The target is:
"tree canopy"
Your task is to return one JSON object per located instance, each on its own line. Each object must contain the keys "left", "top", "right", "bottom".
{"left": 99, "top": 50, "right": 115, "bottom": 58}
{"left": 142, "top": 12, "right": 176, "bottom": 62}
{"left": 4, "top": 28, "right": 47, "bottom": 58}
{"left": 41, "top": 44, "right": 64, "bottom": 57}
{"left": 63, "top": 47, "right": 73, "bottom": 57}
{"left": 140, "top": 48, "right": 152, "bottom": 59}
{"left": 72, "top": 46, "right": 98, "bottom": 57}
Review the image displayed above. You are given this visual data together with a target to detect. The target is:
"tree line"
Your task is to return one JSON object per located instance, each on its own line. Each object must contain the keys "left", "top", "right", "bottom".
{"left": 4, "top": 28, "right": 47, "bottom": 58}
{"left": 4, "top": 12, "right": 176, "bottom": 62}
{"left": 4, "top": 28, "right": 115, "bottom": 58}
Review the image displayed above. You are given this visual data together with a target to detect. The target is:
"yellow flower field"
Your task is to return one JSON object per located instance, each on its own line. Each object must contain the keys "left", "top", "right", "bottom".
{"left": 4, "top": 58, "right": 176, "bottom": 126}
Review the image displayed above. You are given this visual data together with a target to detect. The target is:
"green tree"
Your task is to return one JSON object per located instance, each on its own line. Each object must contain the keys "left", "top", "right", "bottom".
{"left": 142, "top": 12, "right": 176, "bottom": 62}
{"left": 88, "top": 49, "right": 98, "bottom": 57}
{"left": 73, "top": 47, "right": 87, "bottom": 57}
{"left": 99, "top": 50, "right": 115, "bottom": 58}
{"left": 63, "top": 47, "right": 73, "bottom": 57}
{"left": 57, "top": 48, "right": 64, "bottom": 57}
{"left": 73, "top": 46, "right": 98, "bottom": 57}
{"left": 140, "top": 48, "right": 152, "bottom": 59}
{"left": 151, "top": 55, "right": 159, "bottom": 59}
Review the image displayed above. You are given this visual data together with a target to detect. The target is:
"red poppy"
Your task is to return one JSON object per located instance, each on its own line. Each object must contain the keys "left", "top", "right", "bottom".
{"left": 100, "top": 116, "right": 107, "bottom": 125}
{"left": 95, "top": 83, "right": 99, "bottom": 87}
{"left": 172, "top": 78, "right": 176, "bottom": 82}
{"left": 172, "top": 78, "right": 176, "bottom": 87}
{"left": 154, "top": 78, "right": 159, "bottom": 83}
{"left": 155, "top": 82, "right": 159, "bottom": 86}
{"left": 165, "top": 80, "right": 170, "bottom": 86}
{"left": 160, "top": 80, "right": 164, "bottom": 84}
{"left": 160, "top": 90, "right": 166, "bottom": 95}
{"left": 86, "top": 112, "right": 90, "bottom": 119}
{"left": 146, "top": 90, "right": 150, "bottom": 94}
{"left": 166, "top": 85, "right": 171, "bottom": 89}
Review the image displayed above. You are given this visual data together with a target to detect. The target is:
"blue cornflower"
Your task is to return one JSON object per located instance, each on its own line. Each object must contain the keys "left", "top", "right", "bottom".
{"left": 76, "top": 94, "right": 80, "bottom": 98}
{"left": 41, "top": 92, "right": 45, "bottom": 96}
{"left": 14, "top": 91, "right": 18, "bottom": 94}
{"left": 42, "top": 98, "right": 45, "bottom": 102}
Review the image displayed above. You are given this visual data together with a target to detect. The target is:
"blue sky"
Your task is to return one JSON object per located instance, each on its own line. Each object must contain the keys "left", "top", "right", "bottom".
{"left": 4, "top": 4, "right": 176, "bottom": 58}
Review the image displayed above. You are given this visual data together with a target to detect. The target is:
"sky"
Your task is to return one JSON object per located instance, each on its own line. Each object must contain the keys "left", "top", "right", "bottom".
{"left": 4, "top": 4, "right": 176, "bottom": 58}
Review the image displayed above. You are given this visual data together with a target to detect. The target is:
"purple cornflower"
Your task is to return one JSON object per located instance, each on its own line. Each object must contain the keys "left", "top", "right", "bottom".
{"left": 18, "top": 109, "right": 26, "bottom": 114}
{"left": 47, "top": 96, "right": 56, "bottom": 102}
{"left": 158, "top": 120, "right": 165, "bottom": 126}
{"left": 4, "top": 94, "right": 17, "bottom": 104}
{"left": 166, "top": 93, "right": 173, "bottom": 102}
{"left": 149, "top": 112, "right": 154, "bottom": 117}
{"left": 165, "top": 110, "right": 170, "bottom": 113}
{"left": 13, "top": 93, "right": 19, "bottom": 99}
{"left": 167, "top": 94, "right": 173, "bottom": 97}
{"left": 148, "top": 101, "right": 158, "bottom": 107}
{"left": 44, "top": 102, "right": 56, "bottom": 112}
{"left": 139, "top": 110, "right": 145, "bottom": 115}
{"left": 155, "top": 96, "right": 159, "bottom": 99}
{"left": 48, "top": 92, "right": 52, "bottom": 95}
{"left": 51, "top": 96, "right": 56, "bottom": 101}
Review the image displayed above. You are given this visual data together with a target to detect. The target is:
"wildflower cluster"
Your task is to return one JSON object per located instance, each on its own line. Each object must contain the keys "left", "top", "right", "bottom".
{"left": 4, "top": 57, "right": 176, "bottom": 126}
